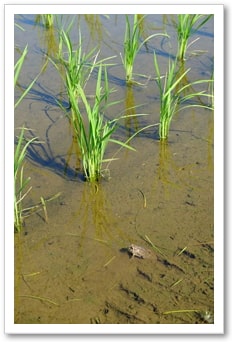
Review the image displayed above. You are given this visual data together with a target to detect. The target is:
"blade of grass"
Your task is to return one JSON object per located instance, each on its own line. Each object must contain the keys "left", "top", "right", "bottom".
{"left": 19, "top": 295, "right": 59, "bottom": 306}
{"left": 144, "top": 235, "right": 167, "bottom": 257}
{"left": 163, "top": 309, "right": 201, "bottom": 315}
{"left": 154, "top": 52, "right": 213, "bottom": 140}
{"left": 176, "top": 14, "right": 213, "bottom": 60}
{"left": 122, "top": 14, "right": 168, "bottom": 83}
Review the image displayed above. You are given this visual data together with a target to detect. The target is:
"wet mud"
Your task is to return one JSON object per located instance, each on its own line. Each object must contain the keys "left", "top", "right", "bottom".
{"left": 14, "top": 14, "right": 214, "bottom": 324}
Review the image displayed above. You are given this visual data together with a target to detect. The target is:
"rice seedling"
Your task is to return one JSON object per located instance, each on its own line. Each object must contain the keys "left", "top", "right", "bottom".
{"left": 68, "top": 64, "right": 136, "bottom": 182}
{"left": 14, "top": 127, "right": 38, "bottom": 232}
{"left": 14, "top": 127, "right": 61, "bottom": 231}
{"left": 51, "top": 28, "right": 115, "bottom": 107}
{"left": 175, "top": 14, "right": 213, "bottom": 61}
{"left": 14, "top": 47, "right": 38, "bottom": 231}
{"left": 122, "top": 14, "right": 168, "bottom": 84}
{"left": 14, "top": 45, "right": 46, "bottom": 108}
{"left": 52, "top": 29, "right": 154, "bottom": 182}
{"left": 14, "top": 46, "right": 59, "bottom": 231}
{"left": 57, "top": 28, "right": 98, "bottom": 103}
{"left": 154, "top": 53, "right": 213, "bottom": 140}
{"left": 14, "top": 45, "right": 28, "bottom": 88}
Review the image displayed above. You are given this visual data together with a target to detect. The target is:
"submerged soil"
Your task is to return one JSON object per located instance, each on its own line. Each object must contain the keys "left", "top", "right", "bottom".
{"left": 14, "top": 14, "right": 214, "bottom": 324}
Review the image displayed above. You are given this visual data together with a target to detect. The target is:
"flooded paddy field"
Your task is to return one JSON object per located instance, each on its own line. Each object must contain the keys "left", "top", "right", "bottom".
{"left": 14, "top": 14, "right": 214, "bottom": 324}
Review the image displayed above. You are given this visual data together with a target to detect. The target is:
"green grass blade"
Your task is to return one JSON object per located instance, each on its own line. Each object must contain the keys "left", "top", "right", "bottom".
{"left": 14, "top": 45, "right": 28, "bottom": 87}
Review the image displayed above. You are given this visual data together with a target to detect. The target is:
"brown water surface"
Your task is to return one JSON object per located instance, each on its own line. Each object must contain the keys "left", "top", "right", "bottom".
{"left": 14, "top": 14, "right": 214, "bottom": 324}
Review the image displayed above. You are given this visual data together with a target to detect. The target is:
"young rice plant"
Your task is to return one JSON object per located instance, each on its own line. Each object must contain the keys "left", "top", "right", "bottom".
{"left": 51, "top": 28, "right": 115, "bottom": 108}
{"left": 14, "top": 46, "right": 38, "bottom": 231}
{"left": 14, "top": 127, "right": 38, "bottom": 232}
{"left": 14, "top": 45, "right": 58, "bottom": 231}
{"left": 122, "top": 14, "right": 168, "bottom": 84}
{"left": 154, "top": 53, "right": 213, "bottom": 140}
{"left": 176, "top": 14, "right": 213, "bottom": 61}
{"left": 68, "top": 64, "right": 137, "bottom": 182}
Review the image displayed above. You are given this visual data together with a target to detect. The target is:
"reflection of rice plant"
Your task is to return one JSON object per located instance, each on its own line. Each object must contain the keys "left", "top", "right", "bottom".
{"left": 154, "top": 53, "right": 213, "bottom": 140}
{"left": 35, "top": 14, "right": 54, "bottom": 28}
{"left": 122, "top": 14, "right": 168, "bottom": 84}
{"left": 176, "top": 14, "right": 213, "bottom": 61}
{"left": 68, "top": 65, "right": 135, "bottom": 182}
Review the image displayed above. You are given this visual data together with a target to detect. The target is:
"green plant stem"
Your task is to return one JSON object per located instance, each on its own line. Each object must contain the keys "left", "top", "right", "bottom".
{"left": 176, "top": 14, "right": 213, "bottom": 60}
{"left": 14, "top": 127, "right": 38, "bottom": 231}
{"left": 122, "top": 14, "right": 168, "bottom": 84}
{"left": 68, "top": 65, "right": 135, "bottom": 182}
{"left": 154, "top": 52, "right": 213, "bottom": 140}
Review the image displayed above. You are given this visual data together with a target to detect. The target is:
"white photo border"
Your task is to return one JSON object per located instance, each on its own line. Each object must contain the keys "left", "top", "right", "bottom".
{"left": 5, "top": 3, "right": 224, "bottom": 335}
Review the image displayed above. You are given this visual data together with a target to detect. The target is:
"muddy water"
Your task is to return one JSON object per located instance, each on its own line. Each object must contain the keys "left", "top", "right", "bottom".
{"left": 14, "top": 14, "right": 214, "bottom": 324}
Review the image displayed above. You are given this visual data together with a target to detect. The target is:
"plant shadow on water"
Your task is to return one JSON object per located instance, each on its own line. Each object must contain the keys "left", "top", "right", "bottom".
{"left": 14, "top": 13, "right": 214, "bottom": 324}
{"left": 21, "top": 124, "right": 83, "bottom": 181}
{"left": 17, "top": 82, "right": 85, "bottom": 180}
